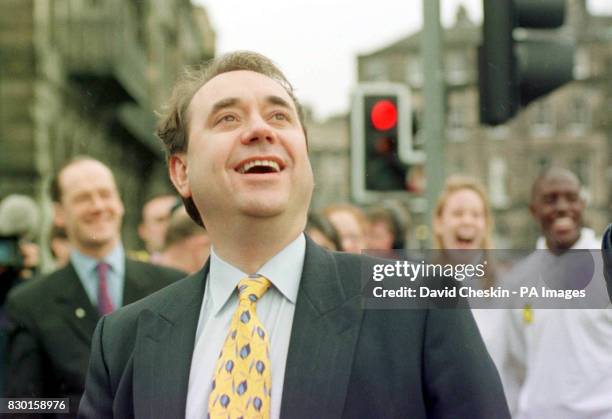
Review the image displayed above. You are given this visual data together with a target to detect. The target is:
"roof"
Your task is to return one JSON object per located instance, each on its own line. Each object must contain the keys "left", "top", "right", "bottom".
{"left": 359, "top": 10, "right": 612, "bottom": 59}
{"left": 359, "top": 22, "right": 480, "bottom": 59}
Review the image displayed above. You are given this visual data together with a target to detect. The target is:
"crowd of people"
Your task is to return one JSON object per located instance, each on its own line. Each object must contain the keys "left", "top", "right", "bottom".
{"left": 0, "top": 50, "right": 609, "bottom": 418}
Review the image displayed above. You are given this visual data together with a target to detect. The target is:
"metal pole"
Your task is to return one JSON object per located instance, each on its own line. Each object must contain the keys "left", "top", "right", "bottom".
{"left": 421, "top": 0, "right": 445, "bottom": 245}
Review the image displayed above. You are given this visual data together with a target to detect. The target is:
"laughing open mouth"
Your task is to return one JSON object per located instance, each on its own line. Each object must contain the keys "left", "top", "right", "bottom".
{"left": 456, "top": 233, "right": 475, "bottom": 245}
{"left": 236, "top": 159, "right": 283, "bottom": 174}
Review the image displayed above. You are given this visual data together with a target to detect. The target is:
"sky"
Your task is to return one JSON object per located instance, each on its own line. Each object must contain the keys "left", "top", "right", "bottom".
{"left": 194, "top": 0, "right": 612, "bottom": 121}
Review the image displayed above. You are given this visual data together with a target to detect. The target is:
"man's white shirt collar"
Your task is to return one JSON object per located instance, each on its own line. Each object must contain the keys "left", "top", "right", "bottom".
{"left": 208, "top": 234, "right": 306, "bottom": 315}
{"left": 536, "top": 227, "right": 599, "bottom": 250}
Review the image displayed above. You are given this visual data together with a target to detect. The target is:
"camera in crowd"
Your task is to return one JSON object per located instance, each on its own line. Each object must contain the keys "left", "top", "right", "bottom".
{"left": 0, "top": 195, "right": 40, "bottom": 288}
{"left": 0, "top": 235, "right": 24, "bottom": 271}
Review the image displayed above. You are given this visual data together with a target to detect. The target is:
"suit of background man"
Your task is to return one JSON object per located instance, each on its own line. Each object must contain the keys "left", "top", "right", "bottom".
{"left": 5, "top": 157, "right": 184, "bottom": 418}
{"left": 500, "top": 168, "right": 612, "bottom": 418}
{"left": 79, "top": 51, "right": 510, "bottom": 419}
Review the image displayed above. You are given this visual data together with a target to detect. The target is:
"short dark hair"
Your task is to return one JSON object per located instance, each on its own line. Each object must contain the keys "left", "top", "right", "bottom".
{"left": 366, "top": 206, "right": 404, "bottom": 247}
{"left": 530, "top": 167, "right": 581, "bottom": 203}
{"left": 306, "top": 212, "right": 342, "bottom": 251}
{"left": 164, "top": 206, "right": 207, "bottom": 249}
{"left": 156, "top": 50, "right": 306, "bottom": 157}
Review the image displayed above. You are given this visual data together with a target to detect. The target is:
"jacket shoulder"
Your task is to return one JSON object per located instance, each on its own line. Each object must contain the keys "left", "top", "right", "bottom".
{"left": 103, "top": 271, "right": 201, "bottom": 331}
{"left": 6, "top": 266, "right": 74, "bottom": 306}
{"left": 324, "top": 249, "right": 392, "bottom": 290}
{"left": 126, "top": 258, "right": 186, "bottom": 282}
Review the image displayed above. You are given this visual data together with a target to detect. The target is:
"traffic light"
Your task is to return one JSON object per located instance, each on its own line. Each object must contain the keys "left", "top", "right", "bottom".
{"left": 351, "top": 83, "right": 417, "bottom": 203}
{"left": 479, "top": 0, "right": 575, "bottom": 125}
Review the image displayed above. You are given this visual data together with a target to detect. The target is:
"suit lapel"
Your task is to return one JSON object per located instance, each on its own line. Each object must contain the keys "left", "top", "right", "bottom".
{"left": 133, "top": 263, "right": 208, "bottom": 419}
{"left": 51, "top": 263, "right": 99, "bottom": 345}
{"left": 52, "top": 258, "right": 154, "bottom": 346}
{"left": 280, "top": 239, "right": 363, "bottom": 419}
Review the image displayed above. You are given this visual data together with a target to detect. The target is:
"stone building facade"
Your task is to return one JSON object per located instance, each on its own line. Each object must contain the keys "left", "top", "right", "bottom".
{"left": 305, "top": 110, "right": 351, "bottom": 211}
{"left": 0, "top": 0, "right": 215, "bottom": 254}
{"left": 357, "top": 1, "right": 612, "bottom": 248}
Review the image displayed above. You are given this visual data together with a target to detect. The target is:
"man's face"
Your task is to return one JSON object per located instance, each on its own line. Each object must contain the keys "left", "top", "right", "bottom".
{"left": 367, "top": 221, "right": 395, "bottom": 250}
{"left": 530, "top": 174, "right": 585, "bottom": 251}
{"left": 139, "top": 195, "right": 176, "bottom": 252}
{"left": 170, "top": 70, "right": 313, "bottom": 228}
{"left": 55, "top": 160, "right": 124, "bottom": 254}
{"left": 327, "top": 210, "right": 366, "bottom": 254}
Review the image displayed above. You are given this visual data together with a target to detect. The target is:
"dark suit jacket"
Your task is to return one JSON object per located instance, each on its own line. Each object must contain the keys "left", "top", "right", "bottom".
{"left": 4, "top": 259, "right": 185, "bottom": 418}
{"left": 79, "top": 239, "right": 510, "bottom": 418}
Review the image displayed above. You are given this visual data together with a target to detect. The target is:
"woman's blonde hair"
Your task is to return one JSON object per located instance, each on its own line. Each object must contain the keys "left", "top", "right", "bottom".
{"left": 432, "top": 175, "right": 494, "bottom": 249}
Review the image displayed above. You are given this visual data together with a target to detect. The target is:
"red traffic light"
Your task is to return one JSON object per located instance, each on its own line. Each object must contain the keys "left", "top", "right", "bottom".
{"left": 370, "top": 99, "right": 398, "bottom": 131}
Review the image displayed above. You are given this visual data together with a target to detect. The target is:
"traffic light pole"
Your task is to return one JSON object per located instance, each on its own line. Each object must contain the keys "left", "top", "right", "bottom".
{"left": 421, "top": 0, "right": 445, "bottom": 244}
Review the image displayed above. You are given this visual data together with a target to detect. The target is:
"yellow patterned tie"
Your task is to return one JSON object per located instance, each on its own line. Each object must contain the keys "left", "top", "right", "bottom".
{"left": 208, "top": 275, "right": 272, "bottom": 419}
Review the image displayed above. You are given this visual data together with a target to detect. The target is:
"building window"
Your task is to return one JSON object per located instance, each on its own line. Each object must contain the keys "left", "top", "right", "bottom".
{"left": 567, "top": 95, "right": 590, "bottom": 134}
{"left": 405, "top": 57, "right": 423, "bottom": 87}
{"left": 487, "top": 125, "right": 510, "bottom": 141}
{"left": 363, "top": 59, "right": 388, "bottom": 81}
{"left": 447, "top": 102, "right": 467, "bottom": 141}
{"left": 489, "top": 157, "right": 509, "bottom": 208}
{"left": 530, "top": 102, "right": 555, "bottom": 137}
{"left": 574, "top": 48, "right": 590, "bottom": 80}
{"left": 446, "top": 51, "right": 468, "bottom": 86}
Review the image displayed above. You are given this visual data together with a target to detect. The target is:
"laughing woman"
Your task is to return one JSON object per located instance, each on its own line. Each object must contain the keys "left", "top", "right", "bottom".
{"left": 431, "top": 175, "right": 509, "bottom": 378}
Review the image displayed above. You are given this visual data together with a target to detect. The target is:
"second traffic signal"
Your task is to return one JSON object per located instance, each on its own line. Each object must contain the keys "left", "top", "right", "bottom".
{"left": 478, "top": 0, "right": 575, "bottom": 125}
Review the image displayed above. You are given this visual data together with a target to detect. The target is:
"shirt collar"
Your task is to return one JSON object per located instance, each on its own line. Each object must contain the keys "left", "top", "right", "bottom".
{"left": 208, "top": 233, "right": 306, "bottom": 316}
{"left": 536, "top": 228, "right": 599, "bottom": 251}
{"left": 70, "top": 243, "right": 125, "bottom": 277}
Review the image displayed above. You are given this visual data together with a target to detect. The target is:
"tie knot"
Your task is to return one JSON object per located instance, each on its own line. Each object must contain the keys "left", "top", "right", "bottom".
{"left": 96, "top": 262, "right": 109, "bottom": 277}
{"left": 237, "top": 275, "right": 271, "bottom": 303}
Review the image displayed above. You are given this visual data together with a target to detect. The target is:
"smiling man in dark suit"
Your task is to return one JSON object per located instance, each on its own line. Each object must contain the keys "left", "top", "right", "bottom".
{"left": 5, "top": 157, "right": 184, "bottom": 417}
{"left": 79, "top": 52, "right": 510, "bottom": 419}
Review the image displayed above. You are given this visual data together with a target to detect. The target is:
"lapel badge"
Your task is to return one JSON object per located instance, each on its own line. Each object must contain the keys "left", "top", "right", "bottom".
{"left": 522, "top": 304, "right": 533, "bottom": 325}
{"left": 75, "top": 307, "right": 86, "bottom": 319}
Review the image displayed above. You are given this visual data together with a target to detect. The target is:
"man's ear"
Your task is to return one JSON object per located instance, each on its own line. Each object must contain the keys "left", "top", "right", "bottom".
{"left": 54, "top": 202, "right": 66, "bottom": 228}
{"left": 578, "top": 191, "right": 587, "bottom": 212}
{"left": 168, "top": 154, "right": 191, "bottom": 198}
{"left": 528, "top": 202, "right": 536, "bottom": 220}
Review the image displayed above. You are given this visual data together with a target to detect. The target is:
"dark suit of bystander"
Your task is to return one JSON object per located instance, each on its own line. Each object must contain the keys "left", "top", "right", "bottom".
{"left": 4, "top": 259, "right": 183, "bottom": 418}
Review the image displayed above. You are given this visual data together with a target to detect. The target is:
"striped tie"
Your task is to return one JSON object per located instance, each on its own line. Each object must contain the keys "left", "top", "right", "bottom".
{"left": 96, "top": 262, "right": 114, "bottom": 315}
{"left": 208, "top": 275, "right": 272, "bottom": 418}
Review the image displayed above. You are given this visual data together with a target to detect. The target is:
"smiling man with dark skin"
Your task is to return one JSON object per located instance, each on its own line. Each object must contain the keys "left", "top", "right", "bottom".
{"left": 499, "top": 167, "right": 611, "bottom": 418}
{"left": 529, "top": 167, "right": 586, "bottom": 253}
{"left": 78, "top": 51, "right": 509, "bottom": 419}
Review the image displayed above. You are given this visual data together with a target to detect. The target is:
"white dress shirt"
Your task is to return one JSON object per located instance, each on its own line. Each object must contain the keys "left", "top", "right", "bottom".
{"left": 70, "top": 244, "right": 125, "bottom": 309}
{"left": 185, "top": 234, "right": 305, "bottom": 419}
